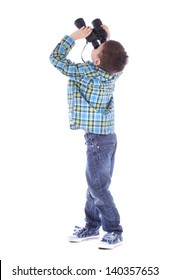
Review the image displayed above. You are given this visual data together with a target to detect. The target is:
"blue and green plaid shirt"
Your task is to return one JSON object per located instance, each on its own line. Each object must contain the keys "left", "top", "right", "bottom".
{"left": 50, "top": 35, "right": 122, "bottom": 134}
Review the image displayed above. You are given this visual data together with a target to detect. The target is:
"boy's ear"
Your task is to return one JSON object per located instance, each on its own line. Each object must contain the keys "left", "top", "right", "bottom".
{"left": 94, "top": 58, "right": 100, "bottom": 66}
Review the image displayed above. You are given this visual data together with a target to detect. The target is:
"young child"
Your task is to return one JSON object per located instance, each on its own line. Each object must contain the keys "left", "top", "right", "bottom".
{"left": 49, "top": 25, "right": 128, "bottom": 249}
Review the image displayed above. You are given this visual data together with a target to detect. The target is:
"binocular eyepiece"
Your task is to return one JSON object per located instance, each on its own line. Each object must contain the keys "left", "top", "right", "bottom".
{"left": 74, "top": 18, "right": 107, "bottom": 49}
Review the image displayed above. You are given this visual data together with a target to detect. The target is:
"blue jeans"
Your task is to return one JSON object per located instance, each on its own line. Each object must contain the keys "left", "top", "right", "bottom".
{"left": 84, "top": 133, "right": 123, "bottom": 234}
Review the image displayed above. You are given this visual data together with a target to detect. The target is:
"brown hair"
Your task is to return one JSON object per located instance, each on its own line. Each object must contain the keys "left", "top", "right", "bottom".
{"left": 99, "top": 40, "right": 128, "bottom": 74}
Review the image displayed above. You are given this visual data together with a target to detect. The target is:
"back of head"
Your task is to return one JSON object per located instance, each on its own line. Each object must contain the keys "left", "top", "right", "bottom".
{"left": 99, "top": 40, "right": 128, "bottom": 75}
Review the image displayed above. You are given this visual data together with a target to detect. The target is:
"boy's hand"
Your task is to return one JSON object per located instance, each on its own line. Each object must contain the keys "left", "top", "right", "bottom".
{"left": 101, "top": 24, "right": 110, "bottom": 40}
{"left": 70, "top": 26, "right": 92, "bottom": 41}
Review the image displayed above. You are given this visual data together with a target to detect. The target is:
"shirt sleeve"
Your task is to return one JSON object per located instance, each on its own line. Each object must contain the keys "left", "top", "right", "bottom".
{"left": 49, "top": 35, "right": 90, "bottom": 78}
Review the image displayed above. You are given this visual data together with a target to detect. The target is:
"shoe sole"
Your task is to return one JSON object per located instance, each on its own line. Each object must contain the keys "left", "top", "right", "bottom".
{"left": 98, "top": 241, "right": 123, "bottom": 249}
{"left": 68, "top": 235, "right": 100, "bottom": 243}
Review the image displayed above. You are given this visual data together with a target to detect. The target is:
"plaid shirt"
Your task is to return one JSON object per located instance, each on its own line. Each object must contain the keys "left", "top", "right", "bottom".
{"left": 50, "top": 35, "right": 122, "bottom": 134}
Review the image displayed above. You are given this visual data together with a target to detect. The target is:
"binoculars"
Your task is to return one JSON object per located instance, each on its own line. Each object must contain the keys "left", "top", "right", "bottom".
{"left": 74, "top": 18, "right": 107, "bottom": 49}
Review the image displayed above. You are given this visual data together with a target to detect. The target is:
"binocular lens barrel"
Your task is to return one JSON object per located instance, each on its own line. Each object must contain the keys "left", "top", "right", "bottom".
{"left": 74, "top": 18, "right": 86, "bottom": 29}
{"left": 92, "top": 18, "right": 102, "bottom": 28}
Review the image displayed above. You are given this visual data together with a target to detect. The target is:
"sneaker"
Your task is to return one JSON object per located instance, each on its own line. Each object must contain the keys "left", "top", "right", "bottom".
{"left": 98, "top": 232, "right": 123, "bottom": 249}
{"left": 68, "top": 226, "right": 100, "bottom": 242}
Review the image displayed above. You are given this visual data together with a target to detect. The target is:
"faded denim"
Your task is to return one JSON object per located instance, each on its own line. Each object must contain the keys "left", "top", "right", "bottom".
{"left": 84, "top": 133, "right": 123, "bottom": 234}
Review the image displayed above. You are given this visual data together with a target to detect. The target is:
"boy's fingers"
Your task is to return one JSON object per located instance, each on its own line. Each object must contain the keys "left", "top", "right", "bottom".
{"left": 86, "top": 27, "right": 92, "bottom": 33}
{"left": 83, "top": 27, "right": 92, "bottom": 34}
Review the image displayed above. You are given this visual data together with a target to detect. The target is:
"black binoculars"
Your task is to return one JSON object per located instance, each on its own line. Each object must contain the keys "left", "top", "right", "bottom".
{"left": 74, "top": 18, "right": 107, "bottom": 49}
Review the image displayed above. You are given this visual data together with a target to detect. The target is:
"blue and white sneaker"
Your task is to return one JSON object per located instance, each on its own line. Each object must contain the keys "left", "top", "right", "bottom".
{"left": 98, "top": 232, "right": 123, "bottom": 249}
{"left": 68, "top": 226, "right": 100, "bottom": 242}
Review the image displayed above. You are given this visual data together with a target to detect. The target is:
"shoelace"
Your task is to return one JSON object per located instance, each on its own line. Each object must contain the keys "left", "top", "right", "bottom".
{"left": 73, "top": 226, "right": 98, "bottom": 238}
{"left": 73, "top": 226, "right": 87, "bottom": 236}
{"left": 101, "top": 232, "right": 117, "bottom": 241}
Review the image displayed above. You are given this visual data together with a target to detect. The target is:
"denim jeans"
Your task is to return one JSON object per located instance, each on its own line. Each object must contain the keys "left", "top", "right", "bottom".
{"left": 84, "top": 133, "right": 123, "bottom": 234}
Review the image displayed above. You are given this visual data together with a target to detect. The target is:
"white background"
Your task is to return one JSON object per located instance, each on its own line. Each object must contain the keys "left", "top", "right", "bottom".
{"left": 0, "top": 0, "right": 170, "bottom": 279}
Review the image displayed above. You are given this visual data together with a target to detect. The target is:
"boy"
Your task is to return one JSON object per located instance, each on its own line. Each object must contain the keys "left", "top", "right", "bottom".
{"left": 49, "top": 25, "right": 128, "bottom": 249}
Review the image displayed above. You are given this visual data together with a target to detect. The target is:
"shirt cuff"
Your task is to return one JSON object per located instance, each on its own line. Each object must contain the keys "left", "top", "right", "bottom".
{"left": 62, "top": 35, "right": 75, "bottom": 47}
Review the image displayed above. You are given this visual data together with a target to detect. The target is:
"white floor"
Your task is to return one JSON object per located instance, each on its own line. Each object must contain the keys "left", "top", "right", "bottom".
{"left": 1, "top": 226, "right": 169, "bottom": 280}
{"left": 1, "top": 182, "right": 169, "bottom": 280}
